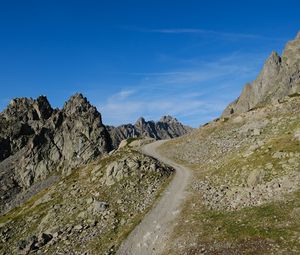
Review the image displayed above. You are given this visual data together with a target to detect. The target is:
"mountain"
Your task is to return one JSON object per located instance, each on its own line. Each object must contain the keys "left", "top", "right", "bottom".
{"left": 0, "top": 94, "right": 174, "bottom": 254}
{"left": 0, "top": 93, "right": 111, "bottom": 214}
{"left": 222, "top": 32, "right": 300, "bottom": 117}
{"left": 0, "top": 143, "right": 173, "bottom": 254}
{"left": 107, "top": 115, "right": 193, "bottom": 149}
{"left": 0, "top": 93, "right": 190, "bottom": 215}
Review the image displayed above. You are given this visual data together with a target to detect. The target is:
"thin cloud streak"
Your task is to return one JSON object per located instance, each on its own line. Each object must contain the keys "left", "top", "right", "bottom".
{"left": 99, "top": 93, "right": 227, "bottom": 128}
{"left": 98, "top": 51, "right": 265, "bottom": 127}
{"left": 121, "top": 26, "right": 287, "bottom": 42}
{"left": 111, "top": 89, "right": 136, "bottom": 100}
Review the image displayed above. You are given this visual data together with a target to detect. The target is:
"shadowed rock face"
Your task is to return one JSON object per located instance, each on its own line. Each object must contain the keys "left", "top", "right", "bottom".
{"left": 0, "top": 93, "right": 191, "bottom": 213}
{"left": 223, "top": 32, "right": 300, "bottom": 117}
{"left": 0, "top": 93, "right": 111, "bottom": 213}
{"left": 107, "top": 115, "right": 193, "bottom": 149}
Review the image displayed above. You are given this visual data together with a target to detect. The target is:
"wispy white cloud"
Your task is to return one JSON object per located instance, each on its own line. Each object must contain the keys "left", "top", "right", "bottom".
{"left": 99, "top": 91, "right": 227, "bottom": 127}
{"left": 110, "top": 89, "right": 136, "bottom": 100}
{"left": 116, "top": 52, "right": 265, "bottom": 87}
{"left": 97, "top": 51, "right": 266, "bottom": 127}
{"left": 121, "top": 26, "right": 286, "bottom": 42}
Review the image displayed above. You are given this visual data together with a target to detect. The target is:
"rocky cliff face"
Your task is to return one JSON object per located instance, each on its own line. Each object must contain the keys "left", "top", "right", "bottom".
{"left": 107, "top": 115, "right": 193, "bottom": 149}
{"left": 0, "top": 93, "right": 111, "bottom": 213}
{"left": 223, "top": 32, "right": 300, "bottom": 116}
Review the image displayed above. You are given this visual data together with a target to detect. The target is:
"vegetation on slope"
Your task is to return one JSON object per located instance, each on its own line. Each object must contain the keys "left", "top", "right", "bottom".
{"left": 159, "top": 96, "right": 300, "bottom": 254}
{"left": 0, "top": 146, "right": 173, "bottom": 255}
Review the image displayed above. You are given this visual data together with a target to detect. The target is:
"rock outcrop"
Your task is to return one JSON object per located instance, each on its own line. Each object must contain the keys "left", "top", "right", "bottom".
{"left": 0, "top": 93, "right": 111, "bottom": 214}
{"left": 0, "top": 146, "right": 173, "bottom": 255}
{"left": 223, "top": 31, "right": 300, "bottom": 117}
{"left": 107, "top": 115, "right": 193, "bottom": 149}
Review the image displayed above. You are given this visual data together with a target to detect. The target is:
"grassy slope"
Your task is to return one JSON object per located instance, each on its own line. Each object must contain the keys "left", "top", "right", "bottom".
{"left": 0, "top": 147, "right": 173, "bottom": 254}
{"left": 159, "top": 96, "right": 300, "bottom": 254}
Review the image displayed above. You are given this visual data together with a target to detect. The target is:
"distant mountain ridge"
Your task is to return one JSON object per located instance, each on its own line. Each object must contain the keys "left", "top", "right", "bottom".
{"left": 107, "top": 115, "right": 193, "bottom": 149}
{"left": 223, "top": 31, "right": 300, "bottom": 116}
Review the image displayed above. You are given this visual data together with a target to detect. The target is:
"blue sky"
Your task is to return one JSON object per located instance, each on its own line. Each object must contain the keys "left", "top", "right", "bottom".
{"left": 0, "top": 0, "right": 300, "bottom": 127}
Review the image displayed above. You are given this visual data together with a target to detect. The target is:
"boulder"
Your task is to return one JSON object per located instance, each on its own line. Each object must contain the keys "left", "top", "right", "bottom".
{"left": 294, "top": 129, "right": 300, "bottom": 141}
{"left": 93, "top": 201, "right": 109, "bottom": 213}
{"left": 118, "top": 139, "right": 128, "bottom": 149}
{"left": 247, "top": 169, "right": 265, "bottom": 187}
{"left": 37, "top": 233, "right": 52, "bottom": 247}
{"left": 17, "top": 236, "right": 38, "bottom": 254}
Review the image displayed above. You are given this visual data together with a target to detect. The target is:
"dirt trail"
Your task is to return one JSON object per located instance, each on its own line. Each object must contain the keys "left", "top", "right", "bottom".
{"left": 117, "top": 140, "right": 192, "bottom": 255}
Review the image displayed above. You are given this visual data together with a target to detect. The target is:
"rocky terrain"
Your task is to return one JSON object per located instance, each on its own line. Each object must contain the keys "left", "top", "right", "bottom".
{"left": 0, "top": 93, "right": 112, "bottom": 215}
{"left": 0, "top": 143, "right": 173, "bottom": 254}
{"left": 0, "top": 93, "right": 182, "bottom": 255}
{"left": 0, "top": 92, "right": 190, "bottom": 217}
{"left": 1, "top": 27, "right": 300, "bottom": 255}
{"left": 107, "top": 115, "right": 193, "bottom": 149}
{"left": 223, "top": 31, "right": 300, "bottom": 117}
{"left": 157, "top": 32, "right": 300, "bottom": 254}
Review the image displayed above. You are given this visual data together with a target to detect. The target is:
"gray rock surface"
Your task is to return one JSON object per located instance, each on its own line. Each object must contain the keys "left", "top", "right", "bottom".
{"left": 0, "top": 146, "right": 174, "bottom": 255}
{"left": 107, "top": 115, "right": 193, "bottom": 149}
{"left": 0, "top": 93, "right": 111, "bottom": 214}
{"left": 223, "top": 31, "right": 300, "bottom": 117}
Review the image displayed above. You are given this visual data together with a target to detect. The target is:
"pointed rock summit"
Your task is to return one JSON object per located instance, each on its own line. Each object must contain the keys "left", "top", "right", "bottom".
{"left": 223, "top": 31, "right": 300, "bottom": 117}
{"left": 0, "top": 93, "right": 111, "bottom": 213}
{"left": 63, "top": 93, "right": 101, "bottom": 119}
{"left": 4, "top": 96, "right": 53, "bottom": 122}
{"left": 135, "top": 117, "right": 146, "bottom": 126}
{"left": 159, "top": 115, "right": 179, "bottom": 123}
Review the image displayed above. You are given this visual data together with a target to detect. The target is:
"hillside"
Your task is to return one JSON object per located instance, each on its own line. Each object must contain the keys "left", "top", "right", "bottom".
{"left": 159, "top": 93, "right": 300, "bottom": 254}
{"left": 0, "top": 93, "right": 187, "bottom": 254}
{"left": 0, "top": 143, "right": 173, "bottom": 254}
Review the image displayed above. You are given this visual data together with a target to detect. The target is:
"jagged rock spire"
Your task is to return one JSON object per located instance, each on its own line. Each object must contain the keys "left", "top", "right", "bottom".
{"left": 222, "top": 31, "right": 300, "bottom": 117}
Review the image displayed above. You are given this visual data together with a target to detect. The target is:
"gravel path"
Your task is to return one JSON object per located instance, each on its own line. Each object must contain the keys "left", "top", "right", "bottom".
{"left": 117, "top": 140, "right": 192, "bottom": 255}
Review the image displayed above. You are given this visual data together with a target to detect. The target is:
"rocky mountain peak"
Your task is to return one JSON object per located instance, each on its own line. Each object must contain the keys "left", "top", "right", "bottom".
{"left": 159, "top": 115, "right": 179, "bottom": 123}
{"left": 267, "top": 51, "right": 281, "bottom": 65}
{"left": 135, "top": 117, "right": 146, "bottom": 126}
{"left": 282, "top": 32, "right": 300, "bottom": 66}
{"left": 0, "top": 94, "right": 111, "bottom": 213}
{"left": 63, "top": 93, "right": 88, "bottom": 111}
{"left": 4, "top": 96, "right": 53, "bottom": 121}
{"left": 35, "top": 96, "right": 53, "bottom": 119}
{"left": 64, "top": 93, "right": 85, "bottom": 106}
{"left": 6, "top": 97, "right": 34, "bottom": 113}
{"left": 222, "top": 31, "right": 300, "bottom": 117}
{"left": 63, "top": 93, "right": 102, "bottom": 122}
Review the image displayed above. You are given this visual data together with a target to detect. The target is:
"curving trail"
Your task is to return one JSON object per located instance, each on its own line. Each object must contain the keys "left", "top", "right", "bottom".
{"left": 117, "top": 140, "right": 192, "bottom": 255}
